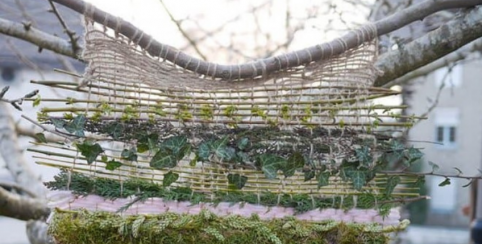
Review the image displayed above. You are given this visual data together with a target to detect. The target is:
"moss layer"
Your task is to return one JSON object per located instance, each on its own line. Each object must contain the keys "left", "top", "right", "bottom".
{"left": 50, "top": 209, "right": 407, "bottom": 244}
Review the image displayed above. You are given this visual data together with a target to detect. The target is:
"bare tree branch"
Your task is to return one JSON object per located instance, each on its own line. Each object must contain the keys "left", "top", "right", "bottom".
{"left": 0, "top": 187, "right": 50, "bottom": 221}
{"left": 50, "top": 0, "right": 482, "bottom": 80}
{"left": 0, "top": 17, "right": 80, "bottom": 60}
{"left": 374, "top": 7, "right": 482, "bottom": 86}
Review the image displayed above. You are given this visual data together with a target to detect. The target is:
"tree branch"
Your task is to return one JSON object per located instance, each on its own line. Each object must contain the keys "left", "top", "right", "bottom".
{"left": 381, "top": 37, "right": 482, "bottom": 88}
{"left": 0, "top": 104, "right": 47, "bottom": 197}
{"left": 0, "top": 187, "right": 50, "bottom": 221}
{"left": 374, "top": 6, "right": 482, "bottom": 87}
{"left": 0, "top": 17, "right": 80, "bottom": 61}
{"left": 50, "top": 0, "right": 482, "bottom": 80}
{"left": 26, "top": 220, "right": 54, "bottom": 244}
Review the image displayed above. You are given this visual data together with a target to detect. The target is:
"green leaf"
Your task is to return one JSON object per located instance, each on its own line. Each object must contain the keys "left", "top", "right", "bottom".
{"left": 76, "top": 141, "right": 104, "bottom": 164}
{"left": 163, "top": 171, "right": 179, "bottom": 187}
{"left": 316, "top": 171, "right": 330, "bottom": 188}
{"left": 258, "top": 154, "right": 286, "bottom": 179}
{"left": 197, "top": 142, "right": 211, "bottom": 161}
{"left": 33, "top": 95, "right": 41, "bottom": 107}
{"left": 406, "top": 146, "right": 423, "bottom": 164}
{"left": 137, "top": 143, "right": 149, "bottom": 153}
{"left": 121, "top": 148, "right": 138, "bottom": 161}
{"left": 384, "top": 176, "right": 400, "bottom": 196}
{"left": 106, "top": 122, "right": 124, "bottom": 139}
{"left": 161, "top": 135, "right": 187, "bottom": 152}
{"left": 438, "top": 178, "right": 451, "bottom": 187}
{"left": 355, "top": 146, "right": 373, "bottom": 166}
{"left": 346, "top": 170, "right": 366, "bottom": 191}
{"left": 304, "top": 170, "right": 315, "bottom": 181}
{"left": 50, "top": 118, "right": 65, "bottom": 129}
{"left": 215, "top": 146, "right": 236, "bottom": 161}
{"left": 34, "top": 133, "right": 47, "bottom": 143}
{"left": 235, "top": 151, "right": 249, "bottom": 163}
{"left": 237, "top": 137, "right": 249, "bottom": 150}
{"left": 227, "top": 173, "right": 248, "bottom": 189}
{"left": 428, "top": 161, "right": 439, "bottom": 172}
{"left": 101, "top": 155, "right": 108, "bottom": 163}
{"left": 283, "top": 152, "right": 304, "bottom": 178}
{"left": 105, "top": 160, "right": 122, "bottom": 171}
{"left": 150, "top": 149, "right": 178, "bottom": 169}
{"left": 64, "top": 114, "right": 86, "bottom": 137}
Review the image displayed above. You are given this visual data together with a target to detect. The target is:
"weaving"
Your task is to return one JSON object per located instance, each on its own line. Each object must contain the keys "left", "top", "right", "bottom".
{"left": 29, "top": 8, "right": 425, "bottom": 244}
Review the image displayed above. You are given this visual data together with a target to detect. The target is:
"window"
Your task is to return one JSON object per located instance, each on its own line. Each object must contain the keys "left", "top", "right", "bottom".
{"left": 434, "top": 64, "right": 463, "bottom": 88}
{"left": 435, "top": 126, "right": 456, "bottom": 146}
{"left": 434, "top": 108, "right": 459, "bottom": 149}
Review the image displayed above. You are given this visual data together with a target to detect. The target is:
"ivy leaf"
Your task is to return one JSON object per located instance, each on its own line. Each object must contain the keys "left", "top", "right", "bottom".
{"left": 106, "top": 122, "right": 124, "bottom": 139}
{"left": 316, "top": 171, "right": 331, "bottom": 188}
{"left": 304, "top": 170, "right": 315, "bottom": 181}
{"left": 50, "top": 118, "right": 65, "bottom": 129}
{"left": 34, "top": 133, "right": 47, "bottom": 143}
{"left": 197, "top": 142, "right": 211, "bottom": 161}
{"left": 105, "top": 159, "right": 122, "bottom": 171}
{"left": 160, "top": 136, "right": 188, "bottom": 159}
{"left": 355, "top": 146, "right": 372, "bottom": 166}
{"left": 215, "top": 146, "right": 236, "bottom": 161}
{"left": 163, "top": 171, "right": 179, "bottom": 187}
{"left": 76, "top": 141, "right": 104, "bottom": 164}
{"left": 227, "top": 173, "right": 248, "bottom": 189}
{"left": 64, "top": 114, "right": 86, "bottom": 137}
{"left": 406, "top": 146, "right": 423, "bottom": 164}
{"left": 438, "top": 178, "right": 451, "bottom": 187}
{"left": 384, "top": 176, "right": 400, "bottom": 196}
{"left": 258, "top": 154, "right": 286, "bottom": 179}
{"left": 428, "top": 161, "right": 440, "bottom": 173}
{"left": 283, "top": 152, "right": 304, "bottom": 178}
{"left": 101, "top": 155, "right": 108, "bottom": 163}
{"left": 121, "top": 148, "right": 138, "bottom": 161}
{"left": 237, "top": 137, "right": 249, "bottom": 150}
{"left": 413, "top": 176, "right": 425, "bottom": 189}
{"left": 150, "top": 149, "right": 177, "bottom": 169}
{"left": 235, "top": 151, "right": 249, "bottom": 163}
{"left": 346, "top": 170, "right": 366, "bottom": 191}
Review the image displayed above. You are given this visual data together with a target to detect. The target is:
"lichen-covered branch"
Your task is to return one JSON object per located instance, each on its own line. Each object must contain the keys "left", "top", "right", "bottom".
{"left": 381, "top": 37, "right": 482, "bottom": 88}
{"left": 50, "top": 0, "right": 482, "bottom": 80}
{"left": 374, "top": 6, "right": 482, "bottom": 87}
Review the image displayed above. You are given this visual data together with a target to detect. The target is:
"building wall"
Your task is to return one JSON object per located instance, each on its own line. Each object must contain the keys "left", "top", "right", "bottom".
{"left": 407, "top": 59, "right": 482, "bottom": 227}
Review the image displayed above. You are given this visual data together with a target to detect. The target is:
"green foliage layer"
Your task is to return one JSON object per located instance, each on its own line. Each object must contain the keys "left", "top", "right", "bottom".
{"left": 45, "top": 170, "right": 401, "bottom": 214}
{"left": 49, "top": 209, "right": 407, "bottom": 244}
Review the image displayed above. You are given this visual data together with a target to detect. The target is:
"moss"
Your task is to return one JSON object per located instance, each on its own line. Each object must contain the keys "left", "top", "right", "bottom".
{"left": 50, "top": 209, "right": 403, "bottom": 244}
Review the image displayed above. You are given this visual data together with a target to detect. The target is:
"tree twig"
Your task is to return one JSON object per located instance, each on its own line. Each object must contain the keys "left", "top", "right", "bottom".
{"left": 159, "top": 0, "right": 207, "bottom": 61}
{"left": 48, "top": 0, "right": 81, "bottom": 56}
{"left": 0, "top": 86, "right": 39, "bottom": 111}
